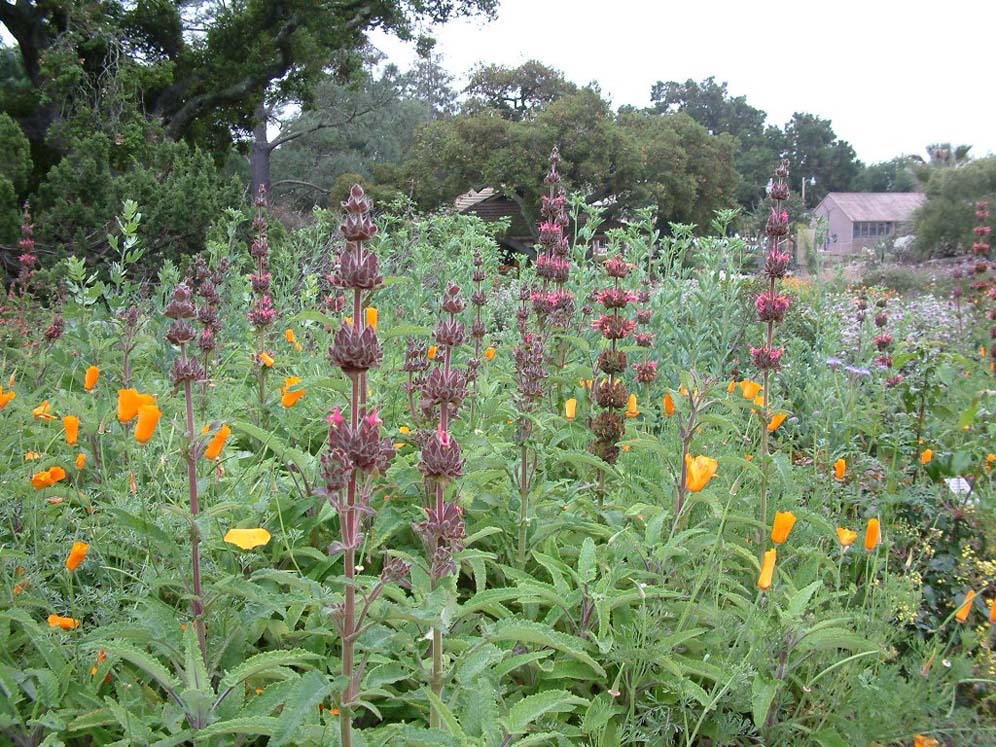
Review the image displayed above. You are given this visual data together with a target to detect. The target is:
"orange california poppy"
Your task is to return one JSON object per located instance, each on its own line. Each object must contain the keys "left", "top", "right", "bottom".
{"left": 770, "top": 511, "right": 797, "bottom": 544}
{"left": 84, "top": 366, "right": 100, "bottom": 392}
{"left": 365, "top": 306, "right": 378, "bottom": 332}
{"left": 864, "top": 517, "right": 881, "bottom": 552}
{"left": 281, "top": 377, "right": 306, "bottom": 408}
{"left": 66, "top": 541, "right": 89, "bottom": 572}
{"left": 757, "top": 549, "right": 777, "bottom": 591}
{"left": 625, "top": 394, "right": 639, "bottom": 418}
{"left": 31, "top": 466, "right": 67, "bottom": 490}
{"left": 836, "top": 527, "right": 858, "bottom": 547}
{"left": 920, "top": 448, "right": 933, "bottom": 465}
{"left": 685, "top": 454, "right": 718, "bottom": 493}
{"left": 740, "top": 380, "right": 762, "bottom": 400}
{"left": 75, "top": 452, "right": 87, "bottom": 470}
{"left": 484, "top": 346, "right": 496, "bottom": 361}
{"left": 565, "top": 398, "right": 577, "bottom": 420}
{"left": 259, "top": 352, "right": 275, "bottom": 367}
{"left": 48, "top": 614, "right": 80, "bottom": 630}
{"left": 0, "top": 387, "right": 15, "bottom": 409}
{"left": 664, "top": 392, "right": 675, "bottom": 416}
{"left": 32, "top": 400, "right": 57, "bottom": 420}
{"left": 203, "top": 423, "right": 232, "bottom": 460}
{"left": 955, "top": 590, "right": 976, "bottom": 623}
{"left": 63, "top": 415, "right": 80, "bottom": 446}
{"left": 833, "top": 458, "right": 846, "bottom": 480}
{"left": 767, "top": 413, "right": 787, "bottom": 432}
{"left": 134, "top": 403, "right": 162, "bottom": 444}
{"left": 117, "top": 389, "right": 155, "bottom": 423}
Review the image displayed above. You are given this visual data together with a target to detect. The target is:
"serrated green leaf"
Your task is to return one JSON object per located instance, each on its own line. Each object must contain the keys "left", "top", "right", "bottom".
{"left": 216, "top": 648, "right": 319, "bottom": 707}
{"left": 182, "top": 626, "right": 210, "bottom": 694}
{"left": 270, "top": 671, "right": 331, "bottom": 746}
{"left": 193, "top": 716, "right": 279, "bottom": 740}
{"left": 577, "top": 537, "right": 596, "bottom": 585}
{"left": 751, "top": 675, "right": 778, "bottom": 727}
{"left": 88, "top": 642, "right": 183, "bottom": 706}
{"left": 502, "top": 690, "right": 588, "bottom": 734}
{"left": 786, "top": 580, "right": 822, "bottom": 618}
{"left": 424, "top": 688, "right": 468, "bottom": 740}
{"left": 488, "top": 621, "right": 604, "bottom": 677}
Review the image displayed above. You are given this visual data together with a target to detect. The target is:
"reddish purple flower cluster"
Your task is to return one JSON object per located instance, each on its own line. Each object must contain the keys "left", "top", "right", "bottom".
{"left": 248, "top": 188, "right": 277, "bottom": 333}
{"left": 414, "top": 282, "right": 469, "bottom": 580}
{"left": 751, "top": 160, "right": 792, "bottom": 374}
{"left": 633, "top": 290, "right": 659, "bottom": 384}
{"left": 317, "top": 185, "right": 394, "bottom": 550}
{"left": 590, "top": 252, "right": 637, "bottom": 464}
{"left": 974, "top": 201, "right": 992, "bottom": 256}
{"left": 165, "top": 282, "right": 207, "bottom": 387}
{"left": 468, "top": 250, "right": 489, "bottom": 382}
{"left": 531, "top": 147, "right": 575, "bottom": 330}
{"left": 193, "top": 254, "right": 228, "bottom": 375}
{"left": 16, "top": 202, "right": 37, "bottom": 294}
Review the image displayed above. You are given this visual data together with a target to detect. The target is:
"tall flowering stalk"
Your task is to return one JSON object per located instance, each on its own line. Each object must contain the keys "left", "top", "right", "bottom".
{"left": 590, "top": 256, "right": 637, "bottom": 467}
{"left": 531, "top": 147, "right": 575, "bottom": 344}
{"left": 15, "top": 202, "right": 37, "bottom": 301}
{"left": 513, "top": 287, "right": 548, "bottom": 567}
{"left": 248, "top": 188, "right": 276, "bottom": 421}
{"left": 467, "top": 251, "right": 489, "bottom": 418}
{"left": 753, "top": 160, "right": 792, "bottom": 557}
{"left": 164, "top": 282, "right": 209, "bottom": 662}
{"left": 320, "top": 186, "right": 402, "bottom": 747}
{"left": 414, "top": 282, "right": 468, "bottom": 728}
{"left": 193, "top": 253, "right": 228, "bottom": 406}
{"left": 632, "top": 287, "right": 658, "bottom": 385}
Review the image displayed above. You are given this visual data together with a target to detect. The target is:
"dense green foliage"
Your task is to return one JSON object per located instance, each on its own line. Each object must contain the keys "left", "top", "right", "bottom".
{"left": 914, "top": 156, "right": 996, "bottom": 257}
{"left": 1, "top": 182, "right": 995, "bottom": 745}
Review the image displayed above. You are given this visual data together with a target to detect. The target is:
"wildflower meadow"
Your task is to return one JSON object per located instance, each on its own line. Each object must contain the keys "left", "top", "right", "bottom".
{"left": 3, "top": 150, "right": 996, "bottom": 747}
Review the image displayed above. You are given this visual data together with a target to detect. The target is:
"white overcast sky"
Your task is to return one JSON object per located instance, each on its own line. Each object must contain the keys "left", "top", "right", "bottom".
{"left": 370, "top": 0, "right": 995, "bottom": 165}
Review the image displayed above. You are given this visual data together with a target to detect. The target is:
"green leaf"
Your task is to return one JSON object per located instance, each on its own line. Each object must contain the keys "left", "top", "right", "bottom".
{"left": 785, "top": 581, "right": 822, "bottom": 618}
{"left": 88, "top": 641, "right": 183, "bottom": 705}
{"left": 193, "top": 716, "right": 279, "bottom": 740}
{"left": 502, "top": 690, "right": 588, "bottom": 734}
{"left": 216, "top": 648, "right": 319, "bottom": 706}
{"left": 488, "top": 620, "right": 605, "bottom": 677}
{"left": 797, "top": 628, "right": 876, "bottom": 653}
{"left": 751, "top": 675, "right": 778, "bottom": 727}
{"left": 230, "top": 420, "right": 312, "bottom": 473}
{"left": 424, "top": 688, "right": 468, "bottom": 740}
{"left": 182, "top": 626, "right": 210, "bottom": 694}
{"left": 812, "top": 727, "right": 850, "bottom": 747}
{"left": 577, "top": 537, "right": 596, "bottom": 585}
{"left": 581, "top": 693, "right": 622, "bottom": 734}
{"left": 270, "top": 671, "right": 331, "bottom": 746}
{"left": 456, "top": 587, "right": 522, "bottom": 620}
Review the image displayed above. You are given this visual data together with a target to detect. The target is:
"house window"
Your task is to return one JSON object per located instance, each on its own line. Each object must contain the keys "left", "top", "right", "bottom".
{"left": 852, "top": 222, "right": 895, "bottom": 240}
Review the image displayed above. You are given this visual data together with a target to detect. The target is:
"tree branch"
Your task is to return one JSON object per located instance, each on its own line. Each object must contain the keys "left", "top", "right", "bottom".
{"left": 271, "top": 179, "right": 330, "bottom": 194}
{"left": 163, "top": 18, "right": 300, "bottom": 139}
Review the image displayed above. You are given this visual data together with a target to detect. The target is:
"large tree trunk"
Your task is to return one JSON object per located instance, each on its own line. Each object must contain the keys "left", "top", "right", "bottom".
{"left": 250, "top": 102, "right": 271, "bottom": 200}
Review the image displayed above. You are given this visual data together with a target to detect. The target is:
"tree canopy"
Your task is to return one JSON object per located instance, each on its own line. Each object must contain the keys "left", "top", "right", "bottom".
{"left": 404, "top": 84, "right": 739, "bottom": 232}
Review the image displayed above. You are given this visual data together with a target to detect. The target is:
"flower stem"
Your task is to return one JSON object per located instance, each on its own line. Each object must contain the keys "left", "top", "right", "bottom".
{"left": 180, "top": 342, "right": 207, "bottom": 664}
{"left": 517, "top": 442, "right": 529, "bottom": 567}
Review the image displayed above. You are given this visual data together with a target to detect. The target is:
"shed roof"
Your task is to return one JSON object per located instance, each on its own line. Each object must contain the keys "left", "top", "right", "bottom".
{"left": 820, "top": 192, "right": 925, "bottom": 222}
{"left": 454, "top": 187, "right": 497, "bottom": 212}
